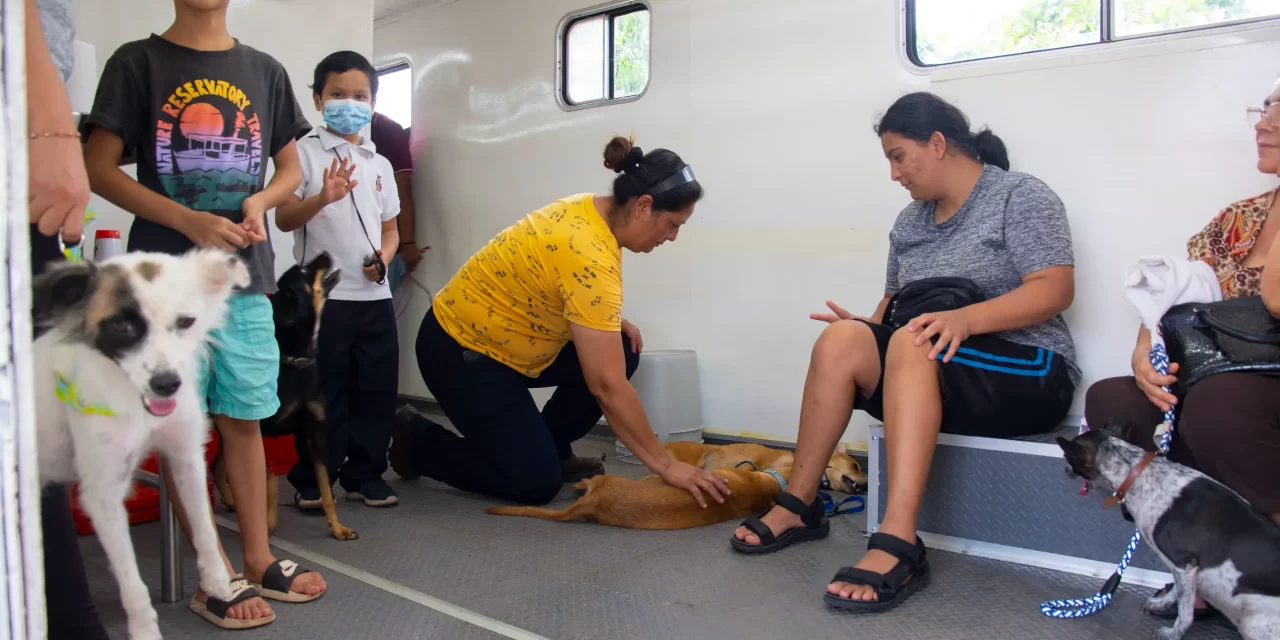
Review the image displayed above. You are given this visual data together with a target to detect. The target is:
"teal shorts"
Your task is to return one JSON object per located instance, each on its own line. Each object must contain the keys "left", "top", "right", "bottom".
{"left": 197, "top": 293, "right": 280, "bottom": 420}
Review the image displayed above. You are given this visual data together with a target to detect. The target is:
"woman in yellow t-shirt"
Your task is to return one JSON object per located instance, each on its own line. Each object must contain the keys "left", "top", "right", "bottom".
{"left": 389, "top": 136, "right": 730, "bottom": 507}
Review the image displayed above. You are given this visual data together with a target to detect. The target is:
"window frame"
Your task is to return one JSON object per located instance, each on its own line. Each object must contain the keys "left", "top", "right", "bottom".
{"left": 374, "top": 60, "right": 413, "bottom": 133}
{"left": 904, "top": 0, "right": 1280, "bottom": 69}
{"left": 556, "top": 0, "right": 652, "bottom": 112}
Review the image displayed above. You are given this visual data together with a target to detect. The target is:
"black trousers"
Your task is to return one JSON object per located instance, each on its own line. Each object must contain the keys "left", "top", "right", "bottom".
{"left": 31, "top": 225, "right": 111, "bottom": 639}
{"left": 1085, "top": 374, "right": 1280, "bottom": 514}
{"left": 409, "top": 308, "right": 640, "bottom": 505}
{"left": 288, "top": 299, "right": 399, "bottom": 491}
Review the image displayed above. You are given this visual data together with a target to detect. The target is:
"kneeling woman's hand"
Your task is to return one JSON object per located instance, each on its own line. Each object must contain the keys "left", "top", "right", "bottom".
{"left": 659, "top": 459, "right": 730, "bottom": 508}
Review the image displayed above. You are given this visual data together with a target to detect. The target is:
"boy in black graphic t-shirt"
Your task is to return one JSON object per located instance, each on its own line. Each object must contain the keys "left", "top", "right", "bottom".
{"left": 84, "top": 0, "right": 326, "bottom": 629}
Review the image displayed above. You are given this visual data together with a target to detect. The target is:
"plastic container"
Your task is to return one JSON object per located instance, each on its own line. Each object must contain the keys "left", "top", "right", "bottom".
{"left": 92, "top": 229, "right": 123, "bottom": 262}
{"left": 613, "top": 350, "right": 704, "bottom": 464}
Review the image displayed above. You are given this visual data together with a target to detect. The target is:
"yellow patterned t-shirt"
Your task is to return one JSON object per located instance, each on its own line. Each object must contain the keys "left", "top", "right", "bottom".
{"left": 433, "top": 194, "right": 623, "bottom": 377}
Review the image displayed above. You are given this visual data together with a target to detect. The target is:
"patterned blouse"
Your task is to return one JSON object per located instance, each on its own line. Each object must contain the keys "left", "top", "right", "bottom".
{"left": 1186, "top": 189, "right": 1275, "bottom": 300}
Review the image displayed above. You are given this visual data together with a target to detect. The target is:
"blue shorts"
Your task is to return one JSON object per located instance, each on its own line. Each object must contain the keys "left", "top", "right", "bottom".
{"left": 197, "top": 293, "right": 280, "bottom": 420}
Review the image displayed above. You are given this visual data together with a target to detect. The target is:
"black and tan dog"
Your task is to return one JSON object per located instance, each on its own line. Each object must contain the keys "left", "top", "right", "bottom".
{"left": 212, "top": 252, "right": 357, "bottom": 540}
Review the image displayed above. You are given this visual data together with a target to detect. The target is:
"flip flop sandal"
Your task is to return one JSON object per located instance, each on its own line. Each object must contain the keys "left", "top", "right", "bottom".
{"left": 252, "top": 559, "right": 324, "bottom": 603}
{"left": 824, "top": 532, "right": 931, "bottom": 613}
{"left": 1146, "top": 582, "right": 1224, "bottom": 621}
{"left": 730, "top": 492, "right": 830, "bottom": 554}
{"left": 188, "top": 578, "right": 276, "bottom": 629}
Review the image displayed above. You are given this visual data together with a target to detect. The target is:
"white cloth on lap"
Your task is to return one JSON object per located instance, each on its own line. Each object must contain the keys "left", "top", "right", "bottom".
{"left": 1122, "top": 255, "right": 1222, "bottom": 346}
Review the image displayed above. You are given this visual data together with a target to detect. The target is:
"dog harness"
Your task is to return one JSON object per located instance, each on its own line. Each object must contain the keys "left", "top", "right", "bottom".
{"left": 54, "top": 372, "right": 117, "bottom": 417}
{"left": 1040, "top": 343, "right": 1177, "bottom": 619}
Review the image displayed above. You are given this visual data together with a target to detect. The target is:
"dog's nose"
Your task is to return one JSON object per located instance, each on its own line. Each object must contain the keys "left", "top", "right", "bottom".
{"left": 149, "top": 372, "right": 181, "bottom": 397}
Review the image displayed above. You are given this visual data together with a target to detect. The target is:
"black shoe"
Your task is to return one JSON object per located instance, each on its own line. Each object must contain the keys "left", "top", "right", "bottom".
{"left": 561, "top": 455, "right": 605, "bottom": 482}
{"left": 345, "top": 478, "right": 399, "bottom": 507}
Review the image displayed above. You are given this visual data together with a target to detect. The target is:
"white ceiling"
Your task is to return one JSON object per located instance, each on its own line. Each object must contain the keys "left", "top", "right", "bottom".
{"left": 374, "top": 0, "right": 456, "bottom": 24}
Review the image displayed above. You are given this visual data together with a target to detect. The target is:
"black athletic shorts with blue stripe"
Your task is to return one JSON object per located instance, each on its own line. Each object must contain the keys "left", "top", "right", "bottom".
{"left": 854, "top": 322, "right": 1075, "bottom": 439}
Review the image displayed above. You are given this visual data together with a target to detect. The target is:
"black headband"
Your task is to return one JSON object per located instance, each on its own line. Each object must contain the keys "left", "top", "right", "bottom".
{"left": 648, "top": 165, "right": 697, "bottom": 196}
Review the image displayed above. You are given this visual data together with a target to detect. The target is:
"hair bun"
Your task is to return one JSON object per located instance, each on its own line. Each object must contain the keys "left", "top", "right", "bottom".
{"left": 622, "top": 146, "right": 644, "bottom": 173}
{"left": 603, "top": 135, "right": 638, "bottom": 173}
{"left": 972, "top": 127, "right": 1009, "bottom": 171}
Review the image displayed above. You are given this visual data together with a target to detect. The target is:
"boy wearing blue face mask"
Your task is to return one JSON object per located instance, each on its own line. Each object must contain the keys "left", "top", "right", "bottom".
{"left": 276, "top": 51, "right": 402, "bottom": 509}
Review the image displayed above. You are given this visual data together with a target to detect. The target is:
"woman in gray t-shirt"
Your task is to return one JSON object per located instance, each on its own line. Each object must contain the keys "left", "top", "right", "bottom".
{"left": 730, "top": 92, "right": 1078, "bottom": 613}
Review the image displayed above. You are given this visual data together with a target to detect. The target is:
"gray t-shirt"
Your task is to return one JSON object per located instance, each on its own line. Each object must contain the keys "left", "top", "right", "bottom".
{"left": 35, "top": 0, "right": 75, "bottom": 83}
{"left": 87, "top": 36, "right": 311, "bottom": 294}
{"left": 886, "top": 164, "right": 1080, "bottom": 383}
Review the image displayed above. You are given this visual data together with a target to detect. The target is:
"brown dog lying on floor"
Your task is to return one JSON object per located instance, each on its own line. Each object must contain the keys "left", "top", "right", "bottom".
{"left": 486, "top": 442, "right": 865, "bottom": 530}
{"left": 665, "top": 441, "right": 865, "bottom": 494}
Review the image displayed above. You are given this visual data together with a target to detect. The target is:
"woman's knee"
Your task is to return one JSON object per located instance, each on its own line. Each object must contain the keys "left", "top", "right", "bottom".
{"left": 811, "top": 320, "right": 877, "bottom": 375}
{"left": 1083, "top": 376, "right": 1148, "bottom": 428}
{"left": 884, "top": 326, "right": 935, "bottom": 371}
{"left": 501, "top": 455, "right": 564, "bottom": 506}
{"left": 506, "top": 470, "right": 563, "bottom": 506}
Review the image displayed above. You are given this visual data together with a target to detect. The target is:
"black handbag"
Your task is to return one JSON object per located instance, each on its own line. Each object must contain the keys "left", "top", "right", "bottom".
{"left": 883, "top": 277, "right": 985, "bottom": 330}
{"left": 1158, "top": 295, "right": 1280, "bottom": 395}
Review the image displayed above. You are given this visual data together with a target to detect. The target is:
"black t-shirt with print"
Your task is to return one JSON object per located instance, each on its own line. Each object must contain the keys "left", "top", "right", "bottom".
{"left": 87, "top": 35, "right": 312, "bottom": 293}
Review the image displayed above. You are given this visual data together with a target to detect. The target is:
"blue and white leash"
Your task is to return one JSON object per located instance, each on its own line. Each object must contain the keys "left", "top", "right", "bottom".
{"left": 1040, "top": 342, "right": 1175, "bottom": 618}
{"left": 818, "top": 491, "right": 865, "bottom": 517}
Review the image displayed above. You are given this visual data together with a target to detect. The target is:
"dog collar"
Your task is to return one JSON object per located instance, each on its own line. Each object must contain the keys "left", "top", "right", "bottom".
{"left": 1103, "top": 451, "right": 1156, "bottom": 509}
{"left": 54, "top": 372, "right": 117, "bottom": 417}
{"left": 763, "top": 467, "right": 787, "bottom": 492}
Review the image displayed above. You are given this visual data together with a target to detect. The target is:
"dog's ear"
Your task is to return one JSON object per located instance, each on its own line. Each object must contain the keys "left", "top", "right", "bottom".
{"left": 32, "top": 261, "right": 96, "bottom": 323}
{"left": 322, "top": 268, "right": 341, "bottom": 297}
{"left": 191, "top": 249, "right": 250, "bottom": 294}
{"left": 306, "top": 251, "right": 333, "bottom": 273}
{"left": 1056, "top": 436, "right": 1077, "bottom": 456}
{"left": 1057, "top": 435, "right": 1098, "bottom": 470}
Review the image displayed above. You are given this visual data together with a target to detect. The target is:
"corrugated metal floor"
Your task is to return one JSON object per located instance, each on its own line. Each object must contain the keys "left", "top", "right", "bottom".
{"left": 79, "top": 417, "right": 1242, "bottom": 639}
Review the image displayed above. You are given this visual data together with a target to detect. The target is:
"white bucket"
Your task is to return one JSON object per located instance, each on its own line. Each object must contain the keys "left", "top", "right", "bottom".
{"left": 612, "top": 350, "right": 703, "bottom": 464}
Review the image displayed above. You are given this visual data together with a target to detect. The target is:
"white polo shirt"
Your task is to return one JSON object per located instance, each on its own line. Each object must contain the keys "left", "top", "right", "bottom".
{"left": 292, "top": 127, "right": 400, "bottom": 302}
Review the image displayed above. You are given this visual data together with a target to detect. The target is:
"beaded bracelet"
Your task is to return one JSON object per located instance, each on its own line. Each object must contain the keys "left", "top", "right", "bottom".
{"left": 29, "top": 131, "right": 80, "bottom": 140}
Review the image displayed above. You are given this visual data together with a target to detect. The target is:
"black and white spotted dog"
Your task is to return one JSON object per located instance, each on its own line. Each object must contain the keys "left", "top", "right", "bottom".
{"left": 1057, "top": 425, "right": 1280, "bottom": 640}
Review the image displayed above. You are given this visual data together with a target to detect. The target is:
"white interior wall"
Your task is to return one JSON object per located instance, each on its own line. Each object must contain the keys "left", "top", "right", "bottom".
{"left": 376, "top": 0, "right": 1280, "bottom": 451}
{"left": 71, "top": 0, "right": 375, "bottom": 279}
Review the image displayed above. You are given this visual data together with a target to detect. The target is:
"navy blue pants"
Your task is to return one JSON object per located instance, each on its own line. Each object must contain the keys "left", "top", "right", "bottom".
{"left": 408, "top": 308, "right": 639, "bottom": 505}
{"left": 288, "top": 299, "right": 399, "bottom": 492}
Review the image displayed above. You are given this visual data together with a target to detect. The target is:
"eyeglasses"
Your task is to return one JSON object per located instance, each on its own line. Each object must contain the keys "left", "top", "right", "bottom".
{"left": 1247, "top": 104, "right": 1280, "bottom": 128}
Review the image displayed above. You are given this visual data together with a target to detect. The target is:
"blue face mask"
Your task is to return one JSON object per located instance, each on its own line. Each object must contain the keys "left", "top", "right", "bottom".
{"left": 323, "top": 99, "right": 373, "bottom": 135}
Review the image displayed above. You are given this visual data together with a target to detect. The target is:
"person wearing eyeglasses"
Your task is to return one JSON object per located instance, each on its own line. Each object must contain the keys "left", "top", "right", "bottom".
{"left": 1086, "top": 79, "right": 1280, "bottom": 623}
{"left": 389, "top": 135, "right": 732, "bottom": 509}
